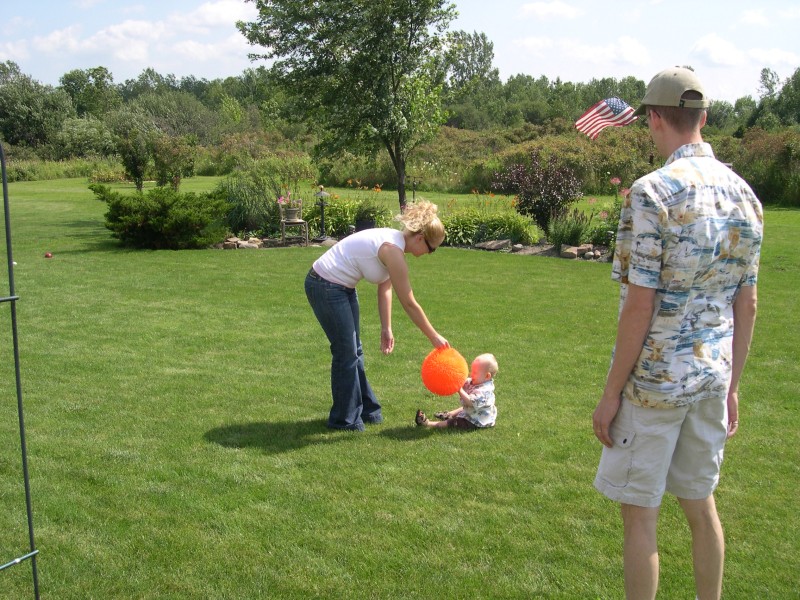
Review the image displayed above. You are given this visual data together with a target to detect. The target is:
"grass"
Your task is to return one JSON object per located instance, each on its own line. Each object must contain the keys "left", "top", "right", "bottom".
{"left": 0, "top": 177, "right": 798, "bottom": 599}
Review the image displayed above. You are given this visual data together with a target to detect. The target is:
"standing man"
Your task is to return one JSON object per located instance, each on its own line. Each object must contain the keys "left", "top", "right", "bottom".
{"left": 592, "top": 67, "right": 763, "bottom": 600}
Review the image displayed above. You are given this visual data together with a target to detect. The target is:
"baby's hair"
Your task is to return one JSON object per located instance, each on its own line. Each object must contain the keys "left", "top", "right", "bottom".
{"left": 477, "top": 353, "right": 499, "bottom": 376}
{"left": 396, "top": 200, "right": 445, "bottom": 246}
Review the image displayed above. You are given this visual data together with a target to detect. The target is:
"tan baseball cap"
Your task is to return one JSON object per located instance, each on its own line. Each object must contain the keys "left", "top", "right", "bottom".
{"left": 633, "top": 67, "right": 710, "bottom": 115}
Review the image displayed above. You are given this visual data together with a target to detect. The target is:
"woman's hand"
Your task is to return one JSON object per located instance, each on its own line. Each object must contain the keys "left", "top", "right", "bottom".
{"left": 381, "top": 328, "right": 395, "bottom": 355}
{"left": 431, "top": 333, "right": 449, "bottom": 349}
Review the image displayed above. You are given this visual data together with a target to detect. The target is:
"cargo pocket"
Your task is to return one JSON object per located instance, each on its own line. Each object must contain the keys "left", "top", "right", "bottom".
{"left": 597, "top": 427, "right": 636, "bottom": 489}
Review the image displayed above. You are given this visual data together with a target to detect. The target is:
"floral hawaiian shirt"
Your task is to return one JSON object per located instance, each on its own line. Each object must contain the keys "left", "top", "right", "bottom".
{"left": 612, "top": 143, "right": 763, "bottom": 408}
{"left": 459, "top": 378, "right": 496, "bottom": 427}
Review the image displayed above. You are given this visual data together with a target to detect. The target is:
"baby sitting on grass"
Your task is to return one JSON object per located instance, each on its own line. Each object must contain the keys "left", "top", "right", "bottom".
{"left": 415, "top": 353, "right": 497, "bottom": 429}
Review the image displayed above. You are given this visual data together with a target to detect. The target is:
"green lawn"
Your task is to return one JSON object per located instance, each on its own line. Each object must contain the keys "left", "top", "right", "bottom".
{"left": 1, "top": 178, "right": 797, "bottom": 599}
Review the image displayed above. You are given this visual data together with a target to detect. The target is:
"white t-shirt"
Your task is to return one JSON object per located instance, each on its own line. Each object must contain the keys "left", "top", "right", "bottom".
{"left": 313, "top": 228, "right": 406, "bottom": 288}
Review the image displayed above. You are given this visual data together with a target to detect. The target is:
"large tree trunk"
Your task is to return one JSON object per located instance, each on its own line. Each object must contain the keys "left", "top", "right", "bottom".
{"left": 397, "top": 164, "right": 407, "bottom": 211}
{"left": 386, "top": 139, "right": 407, "bottom": 212}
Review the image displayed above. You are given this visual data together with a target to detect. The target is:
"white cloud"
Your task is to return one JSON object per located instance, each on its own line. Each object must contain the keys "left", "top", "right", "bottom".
{"left": 0, "top": 40, "right": 30, "bottom": 62}
{"left": 88, "top": 20, "right": 167, "bottom": 62}
{"left": 779, "top": 7, "right": 800, "bottom": 19}
{"left": 32, "top": 20, "right": 169, "bottom": 64}
{"left": 520, "top": 1, "right": 583, "bottom": 19}
{"left": 689, "top": 33, "right": 747, "bottom": 67}
{"left": 739, "top": 9, "right": 769, "bottom": 26}
{"left": 173, "top": 32, "right": 251, "bottom": 63}
{"left": 548, "top": 36, "right": 650, "bottom": 67}
{"left": 33, "top": 26, "right": 84, "bottom": 54}
{"left": 749, "top": 47, "right": 800, "bottom": 67}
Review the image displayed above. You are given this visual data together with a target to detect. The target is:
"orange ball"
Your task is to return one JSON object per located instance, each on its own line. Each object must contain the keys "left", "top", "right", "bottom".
{"left": 421, "top": 347, "right": 468, "bottom": 396}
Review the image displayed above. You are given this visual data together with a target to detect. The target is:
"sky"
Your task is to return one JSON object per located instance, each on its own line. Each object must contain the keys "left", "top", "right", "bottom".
{"left": 2, "top": 0, "right": 799, "bottom": 104}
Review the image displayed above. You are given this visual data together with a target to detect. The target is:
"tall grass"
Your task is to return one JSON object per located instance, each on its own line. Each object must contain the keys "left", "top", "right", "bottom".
{"left": 0, "top": 178, "right": 797, "bottom": 599}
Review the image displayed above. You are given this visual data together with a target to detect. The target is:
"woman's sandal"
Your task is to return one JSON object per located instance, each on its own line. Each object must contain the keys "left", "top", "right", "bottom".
{"left": 415, "top": 409, "right": 428, "bottom": 426}
{"left": 434, "top": 411, "right": 449, "bottom": 420}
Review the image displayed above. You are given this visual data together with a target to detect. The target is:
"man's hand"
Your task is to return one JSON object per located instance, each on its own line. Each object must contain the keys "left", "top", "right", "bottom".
{"left": 727, "top": 390, "right": 740, "bottom": 438}
{"left": 593, "top": 392, "right": 622, "bottom": 448}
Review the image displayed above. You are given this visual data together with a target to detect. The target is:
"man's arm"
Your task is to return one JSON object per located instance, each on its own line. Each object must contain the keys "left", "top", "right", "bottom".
{"left": 727, "top": 284, "right": 758, "bottom": 437}
{"left": 593, "top": 283, "right": 657, "bottom": 448}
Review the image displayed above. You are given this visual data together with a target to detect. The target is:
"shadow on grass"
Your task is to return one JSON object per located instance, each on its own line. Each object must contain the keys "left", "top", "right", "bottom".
{"left": 378, "top": 425, "right": 475, "bottom": 441}
{"left": 55, "top": 220, "right": 130, "bottom": 254}
{"left": 204, "top": 419, "right": 360, "bottom": 454}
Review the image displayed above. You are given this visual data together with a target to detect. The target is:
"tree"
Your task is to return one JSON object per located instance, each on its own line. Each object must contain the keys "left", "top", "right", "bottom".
{"left": 706, "top": 100, "right": 735, "bottom": 131}
{"left": 504, "top": 74, "right": 551, "bottom": 125}
{"left": 55, "top": 116, "right": 116, "bottom": 159}
{"left": 438, "top": 30, "right": 510, "bottom": 130}
{"left": 151, "top": 134, "right": 197, "bottom": 190}
{"left": 758, "top": 67, "right": 780, "bottom": 100}
{"left": 0, "top": 71, "right": 75, "bottom": 148}
{"left": 773, "top": 67, "right": 800, "bottom": 125}
{"left": 733, "top": 95, "right": 757, "bottom": 125}
{"left": 238, "top": 0, "right": 457, "bottom": 209}
{"left": 131, "top": 90, "right": 220, "bottom": 144}
{"left": 119, "top": 68, "right": 179, "bottom": 101}
{"left": 441, "top": 30, "right": 498, "bottom": 94}
{"left": 59, "top": 66, "right": 122, "bottom": 118}
{"left": 0, "top": 60, "right": 23, "bottom": 84}
{"left": 105, "top": 107, "right": 157, "bottom": 191}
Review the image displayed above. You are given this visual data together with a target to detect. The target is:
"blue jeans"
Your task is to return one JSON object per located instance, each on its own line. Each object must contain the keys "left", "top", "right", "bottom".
{"left": 305, "top": 270, "right": 382, "bottom": 431}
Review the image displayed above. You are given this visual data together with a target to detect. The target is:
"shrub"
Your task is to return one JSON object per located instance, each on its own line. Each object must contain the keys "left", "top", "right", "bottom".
{"left": 3, "top": 155, "right": 121, "bottom": 182}
{"left": 733, "top": 128, "right": 800, "bottom": 206}
{"left": 547, "top": 208, "right": 593, "bottom": 249}
{"left": 116, "top": 128, "right": 151, "bottom": 191}
{"left": 492, "top": 150, "right": 583, "bottom": 233}
{"left": 441, "top": 210, "right": 539, "bottom": 246}
{"left": 586, "top": 197, "right": 622, "bottom": 247}
{"left": 441, "top": 210, "right": 480, "bottom": 246}
{"left": 217, "top": 153, "right": 316, "bottom": 237}
{"left": 89, "top": 184, "right": 230, "bottom": 249}
{"left": 151, "top": 134, "right": 196, "bottom": 190}
{"left": 55, "top": 116, "right": 116, "bottom": 159}
{"left": 217, "top": 168, "right": 280, "bottom": 237}
{"left": 196, "top": 130, "right": 295, "bottom": 176}
{"left": 303, "top": 197, "right": 360, "bottom": 238}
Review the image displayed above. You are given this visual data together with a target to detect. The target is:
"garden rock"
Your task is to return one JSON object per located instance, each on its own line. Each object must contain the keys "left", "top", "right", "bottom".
{"left": 560, "top": 245, "right": 578, "bottom": 259}
{"left": 577, "top": 243, "right": 594, "bottom": 257}
{"left": 475, "top": 239, "right": 511, "bottom": 251}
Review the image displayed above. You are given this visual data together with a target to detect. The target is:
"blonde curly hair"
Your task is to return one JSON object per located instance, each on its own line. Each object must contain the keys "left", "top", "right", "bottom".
{"left": 395, "top": 200, "right": 445, "bottom": 246}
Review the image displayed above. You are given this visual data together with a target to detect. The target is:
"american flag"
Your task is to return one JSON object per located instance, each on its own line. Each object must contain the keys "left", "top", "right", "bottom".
{"left": 575, "top": 97, "right": 638, "bottom": 139}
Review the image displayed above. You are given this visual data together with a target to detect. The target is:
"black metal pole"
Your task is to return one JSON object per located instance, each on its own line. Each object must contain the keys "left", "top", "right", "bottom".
{"left": 1, "top": 142, "right": 40, "bottom": 599}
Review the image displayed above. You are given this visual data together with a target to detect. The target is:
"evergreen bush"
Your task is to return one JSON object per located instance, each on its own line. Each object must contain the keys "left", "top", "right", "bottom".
{"left": 89, "top": 184, "right": 230, "bottom": 249}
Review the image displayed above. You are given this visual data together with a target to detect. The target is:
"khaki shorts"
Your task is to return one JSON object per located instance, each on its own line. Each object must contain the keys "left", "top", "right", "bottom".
{"left": 594, "top": 397, "right": 728, "bottom": 508}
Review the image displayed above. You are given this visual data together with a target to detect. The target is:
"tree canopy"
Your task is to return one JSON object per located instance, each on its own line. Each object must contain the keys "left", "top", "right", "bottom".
{"left": 238, "top": 0, "right": 457, "bottom": 208}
